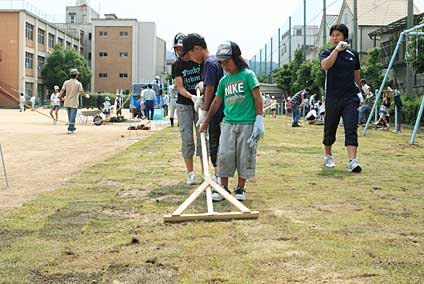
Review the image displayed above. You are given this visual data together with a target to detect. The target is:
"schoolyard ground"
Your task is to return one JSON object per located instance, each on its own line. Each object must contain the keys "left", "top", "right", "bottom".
{"left": 0, "top": 108, "right": 162, "bottom": 211}
{"left": 0, "top": 111, "right": 423, "bottom": 283}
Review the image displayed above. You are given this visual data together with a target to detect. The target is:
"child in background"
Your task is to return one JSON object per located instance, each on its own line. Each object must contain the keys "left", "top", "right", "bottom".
{"left": 374, "top": 92, "right": 391, "bottom": 130}
{"left": 49, "top": 86, "right": 61, "bottom": 124}
{"left": 19, "top": 93, "right": 26, "bottom": 112}
{"left": 199, "top": 41, "right": 264, "bottom": 202}
{"left": 30, "top": 94, "right": 36, "bottom": 111}
{"left": 103, "top": 97, "right": 111, "bottom": 118}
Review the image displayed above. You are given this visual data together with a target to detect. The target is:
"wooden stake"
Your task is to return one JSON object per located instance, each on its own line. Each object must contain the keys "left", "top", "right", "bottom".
{"left": 0, "top": 144, "right": 9, "bottom": 189}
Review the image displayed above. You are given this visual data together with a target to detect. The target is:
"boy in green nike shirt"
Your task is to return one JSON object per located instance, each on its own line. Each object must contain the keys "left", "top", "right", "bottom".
{"left": 199, "top": 41, "right": 264, "bottom": 202}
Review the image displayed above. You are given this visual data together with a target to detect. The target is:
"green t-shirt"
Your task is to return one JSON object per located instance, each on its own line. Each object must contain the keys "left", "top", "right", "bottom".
{"left": 216, "top": 69, "right": 260, "bottom": 124}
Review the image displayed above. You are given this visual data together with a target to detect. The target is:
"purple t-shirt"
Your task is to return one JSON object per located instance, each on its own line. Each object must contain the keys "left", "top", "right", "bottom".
{"left": 202, "top": 55, "right": 224, "bottom": 117}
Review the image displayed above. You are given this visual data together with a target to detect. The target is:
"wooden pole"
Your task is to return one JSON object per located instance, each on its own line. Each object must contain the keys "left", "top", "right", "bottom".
{"left": 0, "top": 144, "right": 9, "bottom": 189}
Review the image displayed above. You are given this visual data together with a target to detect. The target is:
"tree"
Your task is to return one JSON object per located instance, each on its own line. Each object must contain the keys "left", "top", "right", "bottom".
{"left": 361, "top": 48, "right": 384, "bottom": 90}
{"left": 407, "top": 20, "right": 424, "bottom": 74}
{"left": 41, "top": 46, "right": 91, "bottom": 91}
{"left": 257, "top": 74, "right": 268, "bottom": 83}
{"left": 311, "top": 59, "right": 325, "bottom": 92}
{"left": 272, "top": 63, "right": 294, "bottom": 94}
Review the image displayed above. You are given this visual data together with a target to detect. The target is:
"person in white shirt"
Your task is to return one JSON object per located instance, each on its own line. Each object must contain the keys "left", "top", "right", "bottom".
{"left": 19, "top": 93, "right": 26, "bottom": 112}
{"left": 168, "top": 84, "right": 178, "bottom": 126}
{"left": 142, "top": 84, "right": 157, "bottom": 120}
{"left": 162, "top": 93, "right": 169, "bottom": 117}
{"left": 103, "top": 97, "right": 111, "bottom": 118}
{"left": 49, "top": 86, "right": 61, "bottom": 124}
{"left": 30, "top": 95, "right": 36, "bottom": 111}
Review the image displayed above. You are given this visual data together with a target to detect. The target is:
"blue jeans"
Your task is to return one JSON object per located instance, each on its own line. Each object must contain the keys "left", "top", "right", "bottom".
{"left": 358, "top": 105, "right": 370, "bottom": 125}
{"left": 67, "top": 107, "right": 78, "bottom": 131}
{"left": 291, "top": 103, "right": 300, "bottom": 125}
{"left": 145, "top": 100, "right": 155, "bottom": 120}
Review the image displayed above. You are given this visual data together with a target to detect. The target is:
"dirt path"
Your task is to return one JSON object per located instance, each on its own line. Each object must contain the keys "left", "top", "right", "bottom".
{"left": 0, "top": 108, "right": 166, "bottom": 211}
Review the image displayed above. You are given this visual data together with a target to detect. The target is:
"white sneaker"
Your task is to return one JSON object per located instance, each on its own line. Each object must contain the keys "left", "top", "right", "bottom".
{"left": 67, "top": 130, "right": 74, "bottom": 134}
{"left": 324, "top": 155, "right": 336, "bottom": 168}
{"left": 186, "top": 171, "right": 196, "bottom": 185}
{"left": 213, "top": 175, "right": 221, "bottom": 185}
{"left": 212, "top": 185, "right": 231, "bottom": 202}
{"left": 348, "top": 159, "right": 362, "bottom": 173}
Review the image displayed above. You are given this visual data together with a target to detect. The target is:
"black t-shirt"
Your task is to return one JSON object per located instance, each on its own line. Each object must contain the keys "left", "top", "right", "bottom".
{"left": 320, "top": 47, "right": 360, "bottom": 99}
{"left": 201, "top": 55, "right": 224, "bottom": 116}
{"left": 172, "top": 58, "right": 203, "bottom": 105}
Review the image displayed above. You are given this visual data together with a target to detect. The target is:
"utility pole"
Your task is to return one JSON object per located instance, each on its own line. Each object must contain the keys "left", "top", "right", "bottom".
{"left": 264, "top": 44, "right": 267, "bottom": 79}
{"left": 259, "top": 49, "right": 262, "bottom": 75}
{"left": 270, "top": 37, "right": 273, "bottom": 82}
{"left": 289, "top": 16, "right": 292, "bottom": 62}
{"left": 323, "top": 0, "right": 327, "bottom": 46}
{"left": 278, "top": 28, "right": 281, "bottom": 67}
{"left": 353, "top": 0, "right": 358, "bottom": 50}
{"left": 406, "top": 0, "right": 414, "bottom": 95}
{"left": 304, "top": 0, "right": 307, "bottom": 60}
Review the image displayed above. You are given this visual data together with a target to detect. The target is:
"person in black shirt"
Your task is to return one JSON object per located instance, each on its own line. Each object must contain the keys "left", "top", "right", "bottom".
{"left": 183, "top": 33, "right": 225, "bottom": 198}
{"left": 172, "top": 33, "right": 204, "bottom": 185}
{"left": 320, "top": 24, "right": 362, "bottom": 173}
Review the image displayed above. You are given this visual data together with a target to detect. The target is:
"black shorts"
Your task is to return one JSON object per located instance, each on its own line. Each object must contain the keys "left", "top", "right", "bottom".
{"left": 323, "top": 95, "right": 360, "bottom": 147}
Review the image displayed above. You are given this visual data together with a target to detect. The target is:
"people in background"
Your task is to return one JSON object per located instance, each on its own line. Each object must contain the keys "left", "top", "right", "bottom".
{"left": 49, "top": 86, "right": 61, "bottom": 124}
{"left": 19, "top": 93, "right": 26, "bottom": 112}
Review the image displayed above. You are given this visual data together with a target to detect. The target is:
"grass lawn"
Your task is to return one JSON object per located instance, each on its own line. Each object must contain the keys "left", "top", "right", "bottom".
{"left": 0, "top": 116, "right": 423, "bottom": 284}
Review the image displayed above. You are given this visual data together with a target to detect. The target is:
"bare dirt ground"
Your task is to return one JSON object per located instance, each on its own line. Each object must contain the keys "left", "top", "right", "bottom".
{"left": 0, "top": 108, "right": 165, "bottom": 211}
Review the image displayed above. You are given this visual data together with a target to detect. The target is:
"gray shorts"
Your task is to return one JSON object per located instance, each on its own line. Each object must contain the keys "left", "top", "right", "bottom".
{"left": 176, "top": 103, "right": 201, "bottom": 158}
{"left": 217, "top": 122, "right": 257, "bottom": 180}
{"left": 169, "top": 103, "right": 177, "bottom": 119}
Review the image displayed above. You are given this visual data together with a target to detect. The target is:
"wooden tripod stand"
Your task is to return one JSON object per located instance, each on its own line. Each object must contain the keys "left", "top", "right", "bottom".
{"left": 164, "top": 88, "right": 259, "bottom": 222}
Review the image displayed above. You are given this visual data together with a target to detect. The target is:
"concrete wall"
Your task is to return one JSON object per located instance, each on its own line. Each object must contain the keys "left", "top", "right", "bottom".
{"left": 155, "top": 37, "right": 166, "bottom": 81}
{"left": 139, "top": 22, "right": 157, "bottom": 83}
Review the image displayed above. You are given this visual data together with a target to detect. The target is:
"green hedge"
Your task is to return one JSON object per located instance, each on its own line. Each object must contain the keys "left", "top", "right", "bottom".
{"left": 386, "top": 95, "right": 424, "bottom": 125}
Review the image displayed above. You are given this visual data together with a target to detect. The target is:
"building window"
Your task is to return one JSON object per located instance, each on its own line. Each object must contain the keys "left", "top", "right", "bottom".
{"left": 66, "top": 41, "right": 71, "bottom": 48}
{"left": 120, "top": 52, "right": 128, "bottom": 57}
{"left": 88, "top": 33, "right": 92, "bottom": 40}
{"left": 120, "top": 31, "right": 129, "bottom": 37}
{"left": 99, "top": 73, "right": 108, "bottom": 78}
{"left": 37, "top": 84, "right": 44, "bottom": 102}
{"left": 119, "top": 73, "right": 128, "bottom": 78}
{"left": 25, "top": 82, "right": 33, "bottom": 97}
{"left": 99, "top": 52, "right": 108, "bottom": 57}
{"left": 25, "top": 52, "right": 33, "bottom": 69}
{"left": 73, "top": 45, "right": 78, "bottom": 51}
{"left": 99, "top": 31, "right": 108, "bottom": 37}
{"left": 70, "top": 15, "right": 76, "bottom": 24}
{"left": 37, "top": 29, "right": 45, "bottom": 44}
{"left": 296, "top": 29, "right": 302, "bottom": 36}
{"left": 26, "top": 23, "right": 34, "bottom": 40}
{"left": 58, "top": 37, "right": 64, "bottom": 46}
{"left": 37, "top": 56, "right": 45, "bottom": 71}
{"left": 48, "top": 33, "right": 55, "bottom": 49}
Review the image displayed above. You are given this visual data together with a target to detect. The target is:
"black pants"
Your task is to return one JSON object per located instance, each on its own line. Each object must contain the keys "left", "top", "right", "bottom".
{"left": 323, "top": 95, "right": 359, "bottom": 147}
{"left": 163, "top": 104, "right": 168, "bottom": 117}
{"left": 209, "top": 114, "right": 224, "bottom": 168}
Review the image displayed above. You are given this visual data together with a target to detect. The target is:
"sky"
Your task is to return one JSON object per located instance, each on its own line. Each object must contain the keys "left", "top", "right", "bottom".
{"left": 20, "top": 0, "right": 424, "bottom": 59}
{"left": 23, "top": 0, "right": 303, "bottom": 59}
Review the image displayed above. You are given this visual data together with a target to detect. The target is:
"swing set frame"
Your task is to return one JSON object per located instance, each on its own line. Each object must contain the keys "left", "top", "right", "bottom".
{"left": 362, "top": 22, "right": 424, "bottom": 145}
